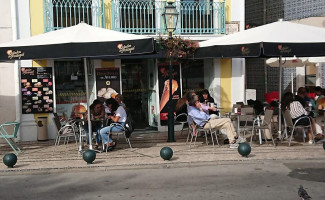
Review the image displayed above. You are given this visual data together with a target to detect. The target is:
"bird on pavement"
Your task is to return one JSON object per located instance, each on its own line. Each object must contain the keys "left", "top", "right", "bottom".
{"left": 298, "top": 185, "right": 312, "bottom": 200}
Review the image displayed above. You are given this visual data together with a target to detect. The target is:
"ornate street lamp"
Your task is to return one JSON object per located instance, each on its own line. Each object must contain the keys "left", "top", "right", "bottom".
{"left": 162, "top": 1, "right": 178, "bottom": 142}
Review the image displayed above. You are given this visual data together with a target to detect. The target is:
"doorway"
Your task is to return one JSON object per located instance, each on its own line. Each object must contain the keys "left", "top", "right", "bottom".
{"left": 121, "top": 59, "right": 157, "bottom": 130}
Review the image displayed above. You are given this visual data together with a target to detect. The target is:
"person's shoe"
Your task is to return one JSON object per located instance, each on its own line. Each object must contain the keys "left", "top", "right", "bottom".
{"left": 229, "top": 143, "right": 239, "bottom": 149}
{"left": 235, "top": 136, "right": 246, "bottom": 144}
{"left": 223, "top": 139, "right": 229, "bottom": 144}
{"left": 308, "top": 140, "right": 313, "bottom": 144}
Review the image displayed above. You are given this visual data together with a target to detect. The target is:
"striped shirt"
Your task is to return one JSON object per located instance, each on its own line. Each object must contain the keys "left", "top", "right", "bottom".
{"left": 289, "top": 101, "right": 307, "bottom": 119}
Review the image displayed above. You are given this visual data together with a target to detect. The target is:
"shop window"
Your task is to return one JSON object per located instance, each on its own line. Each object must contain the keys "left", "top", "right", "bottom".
{"left": 305, "top": 64, "right": 316, "bottom": 88}
{"left": 181, "top": 60, "right": 205, "bottom": 94}
{"left": 54, "top": 61, "right": 87, "bottom": 118}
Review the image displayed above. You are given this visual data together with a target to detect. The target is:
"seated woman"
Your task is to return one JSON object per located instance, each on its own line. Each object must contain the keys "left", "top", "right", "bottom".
{"left": 99, "top": 98, "right": 127, "bottom": 151}
{"left": 83, "top": 99, "right": 105, "bottom": 146}
{"left": 281, "top": 92, "right": 316, "bottom": 144}
{"left": 199, "top": 89, "right": 219, "bottom": 116}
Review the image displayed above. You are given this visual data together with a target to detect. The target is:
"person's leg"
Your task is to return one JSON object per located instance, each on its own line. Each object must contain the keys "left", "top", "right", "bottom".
{"left": 315, "top": 115, "right": 324, "bottom": 135}
{"left": 205, "top": 118, "right": 237, "bottom": 143}
{"left": 99, "top": 126, "right": 111, "bottom": 145}
{"left": 83, "top": 125, "right": 89, "bottom": 144}
{"left": 93, "top": 124, "right": 102, "bottom": 145}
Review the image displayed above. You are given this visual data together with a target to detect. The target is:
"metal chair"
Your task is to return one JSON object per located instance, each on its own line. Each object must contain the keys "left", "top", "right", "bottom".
{"left": 282, "top": 110, "right": 314, "bottom": 146}
{"left": 174, "top": 113, "right": 189, "bottom": 138}
{"left": 52, "top": 116, "right": 78, "bottom": 155}
{"left": 250, "top": 109, "right": 276, "bottom": 147}
{"left": 104, "top": 123, "right": 132, "bottom": 151}
{"left": 188, "top": 115, "right": 219, "bottom": 149}
{"left": 0, "top": 122, "right": 22, "bottom": 155}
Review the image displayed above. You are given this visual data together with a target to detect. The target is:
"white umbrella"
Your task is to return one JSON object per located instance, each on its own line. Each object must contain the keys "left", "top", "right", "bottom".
{"left": 266, "top": 56, "right": 308, "bottom": 68}
{"left": 196, "top": 19, "right": 325, "bottom": 139}
{"left": 0, "top": 23, "right": 156, "bottom": 150}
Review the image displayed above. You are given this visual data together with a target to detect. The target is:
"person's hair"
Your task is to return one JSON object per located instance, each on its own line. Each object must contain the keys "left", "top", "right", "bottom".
{"left": 175, "top": 94, "right": 188, "bottom": 112}
{"left": 297, "top": 87, "right": 306, "bottom": 95}
{"left": 186, "top": 90, "right": 196, "bottom": 101}
{"left": 281, "top": 92, "right": 294, "bottom": 111}
{"left": 115, "top": 94, "right": 123, "bottom": 101}
{"left": 188, "top": 94, "right": 197, "bottom": 106}
{"left": 315, "top": 86, "right": 322, "bottom": 93}
{"left": 199, "top": 89, "right": 212, "bottom": 103}
{"left": 106, "top": 98, "right": 119, "bottom": 112}
{"left": 90, "top": 99, "right": 102, "bottom": 109}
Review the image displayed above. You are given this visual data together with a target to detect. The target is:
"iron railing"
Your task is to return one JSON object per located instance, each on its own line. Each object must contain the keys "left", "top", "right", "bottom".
{"left": 111, "top": 0, "right": 225, "bottom": 35}
{"left": 44, "top": 0, "right": 105, "bottom": 32}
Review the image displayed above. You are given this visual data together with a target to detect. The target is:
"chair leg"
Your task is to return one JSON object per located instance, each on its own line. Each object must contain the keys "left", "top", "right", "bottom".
{"left": 288, "top": 129, "right": 295, "bottom": 147}
{"left": 205, "top": 131, "right": 208, "bottom": 145}
{"left": 214, "top": 130, "right": 219, "bottom": 147}
{"left": 9, "top": 138, "right": 22, "bottom": 152}
{"left": 210, "top": 131, "right": 215, "bottom": 147}
{"left": 126, "top": 137, "right": 132, "bottom": 151}
{"left": 250, "top": 127, "right": 255, "bottom": 145}
{"left": 186, "top": 129, "right": 191, "bottom": 144}
{"left": 3, "top": 137, "right": 19, "bottom": 155}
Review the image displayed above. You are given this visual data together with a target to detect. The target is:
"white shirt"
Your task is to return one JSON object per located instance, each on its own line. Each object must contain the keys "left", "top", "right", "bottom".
{"left": 289, "top": 101, "right": 307, "bottom": 119}
{"left": 115, "top": 106, "right": 127, "bottom": 123}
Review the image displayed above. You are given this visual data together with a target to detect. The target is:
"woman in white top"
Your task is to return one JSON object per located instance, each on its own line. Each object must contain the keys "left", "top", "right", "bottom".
{"left": 100, "top": 98, "right": 127, "bottom": 150}
{"left": 281, "top": 92, "right": 316, "bottom": 143}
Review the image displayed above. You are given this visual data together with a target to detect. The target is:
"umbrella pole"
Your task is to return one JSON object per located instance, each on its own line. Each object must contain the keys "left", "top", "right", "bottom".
{"left": 84, "top": 58, "right": 93, "bottom": 150}
{"left": 278, "top": 56, "right": 282, "bottom": 139}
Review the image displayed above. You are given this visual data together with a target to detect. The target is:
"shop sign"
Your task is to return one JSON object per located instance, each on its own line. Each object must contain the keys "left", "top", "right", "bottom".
{"left": 95, "top": 68, "right": 120, "bottom": 102}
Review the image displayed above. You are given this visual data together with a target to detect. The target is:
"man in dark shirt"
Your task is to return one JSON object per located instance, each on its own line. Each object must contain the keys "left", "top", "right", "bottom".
{"left": 295, "top": 87, "right": 308, "bottom": 108}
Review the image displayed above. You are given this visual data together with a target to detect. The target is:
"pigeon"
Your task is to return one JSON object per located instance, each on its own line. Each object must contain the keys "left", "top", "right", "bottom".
{"left": 298, "top": 185, "right": 312, "bottom": 200}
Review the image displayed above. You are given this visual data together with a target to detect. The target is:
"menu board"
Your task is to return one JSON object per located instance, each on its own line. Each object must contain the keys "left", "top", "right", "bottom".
{"left": 95, "top": 68, "right": 121, "bottom": 102}
{"left": 21, "top": 67, "right": 53, "bottom": 114}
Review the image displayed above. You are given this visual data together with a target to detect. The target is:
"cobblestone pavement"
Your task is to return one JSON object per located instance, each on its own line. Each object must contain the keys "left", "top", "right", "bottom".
{"left": 0, "top": 131, "right": 324, "bottom": 174}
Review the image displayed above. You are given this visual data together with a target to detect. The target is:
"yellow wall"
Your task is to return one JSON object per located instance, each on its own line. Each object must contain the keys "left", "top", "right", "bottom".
{"left": 104, "top": 0, "right": 112, "bottom": 29}
{"left": 219, "top": 1, "right": 232, "bottom": 112}
{"left": 30, "top": 0, "right": 47, "bottom": 67}
{"left": 30, "top": 0, "right": 44, "bottom": 36}
{"left": 224, "top": 0, "right": 232, "bottom": 23}
{"left": 220, "top": 59, "right": 232, "bottom": 112}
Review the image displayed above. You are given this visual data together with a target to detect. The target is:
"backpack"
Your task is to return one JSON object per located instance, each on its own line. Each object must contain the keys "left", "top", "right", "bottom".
{"left": 124, "top": 114, "right": 135, "bottom": 138}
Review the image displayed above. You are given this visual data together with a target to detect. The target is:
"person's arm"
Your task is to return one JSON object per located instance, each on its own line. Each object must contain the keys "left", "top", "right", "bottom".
{"left": 108, "top": 115, "right": 120, "bottom": 123}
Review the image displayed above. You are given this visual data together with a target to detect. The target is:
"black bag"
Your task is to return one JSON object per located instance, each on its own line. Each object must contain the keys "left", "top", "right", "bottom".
{"left": 124, "top": 114, "right": 135, "bottom": 138}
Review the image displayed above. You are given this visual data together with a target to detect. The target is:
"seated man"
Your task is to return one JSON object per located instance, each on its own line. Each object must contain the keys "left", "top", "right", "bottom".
{"left": 187, "top": 94, "right": 245, "bottom": 149}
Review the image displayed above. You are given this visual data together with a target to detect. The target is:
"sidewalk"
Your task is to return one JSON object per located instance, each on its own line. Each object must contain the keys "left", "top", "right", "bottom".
{"left": 1, "top": 130, "right": 325, "bottom": 174}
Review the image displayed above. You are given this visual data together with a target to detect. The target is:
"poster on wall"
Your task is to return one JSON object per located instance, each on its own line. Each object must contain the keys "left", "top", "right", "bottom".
{"left": 158, "top": 63, "right": 181, "bottom": 125}
{"left": 95, "top": 68, "right": 120, "bottom": 102}
{"left": 21, "top": 67, "right": 53, "bottom": 114}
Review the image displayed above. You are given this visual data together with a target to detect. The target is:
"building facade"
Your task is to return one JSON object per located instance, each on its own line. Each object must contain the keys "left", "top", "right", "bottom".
{"left": 0, "top": 0, "right": 245, "bottom": 141}
{"left": 245, "top": 0, "right": 325, "bottom": 101}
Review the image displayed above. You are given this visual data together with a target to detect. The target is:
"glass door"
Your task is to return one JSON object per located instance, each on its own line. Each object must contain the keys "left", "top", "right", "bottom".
{"left": 121, "top": 59, "right": 157, "bottom": 130}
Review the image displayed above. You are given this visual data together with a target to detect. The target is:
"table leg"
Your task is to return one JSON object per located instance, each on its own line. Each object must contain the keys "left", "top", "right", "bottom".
{"left": 257, "top": 117, "right": 262, "bottom": 144}
{"left": 237, "top": 115, "right": 240, "bottom": 136}
{"left": 78, "top": 124, "right": 83, "bottom": 152}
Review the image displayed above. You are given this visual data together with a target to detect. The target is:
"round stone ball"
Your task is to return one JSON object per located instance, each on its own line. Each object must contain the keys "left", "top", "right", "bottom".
{"left": 237, "top": 143, "right": 251, "bottom": 157}
{"left": 160, "top": 147, "right": 173, "bottom": 160}
{"left": 3, "top": 153, "right": 17, "bottom": 168}
{"left": 82, "top": 149, "right": 96, "bottom": 164}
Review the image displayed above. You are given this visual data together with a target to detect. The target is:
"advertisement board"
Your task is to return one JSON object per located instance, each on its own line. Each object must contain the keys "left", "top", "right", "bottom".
{"left": 21, "top": 67, "right": 53, "bottom": 114}
{"left": 158, "top": 63, "right": 181, "bottom": 125}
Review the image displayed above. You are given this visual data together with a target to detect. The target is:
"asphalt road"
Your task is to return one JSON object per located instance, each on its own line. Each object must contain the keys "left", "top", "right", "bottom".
{"left": 0, "top": 160, "right": 324, "bottom": 200}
